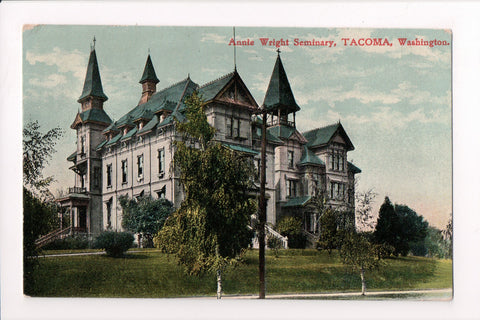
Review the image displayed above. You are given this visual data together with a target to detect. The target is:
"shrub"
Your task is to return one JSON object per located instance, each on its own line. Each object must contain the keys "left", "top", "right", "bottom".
{"left": 373, "top": 243, "right": 395, "bottom": 259}
{"left": 267, "top": 235, "right": 282, "bottom": 258}
{"left": 42, "top": 236, "right": 91, "bottom": 250}
{"left": 94, "top": 231, "right": 134, "bottom": 257}
{"left": 276, "top": 217, "right": 307, "bottom": 249}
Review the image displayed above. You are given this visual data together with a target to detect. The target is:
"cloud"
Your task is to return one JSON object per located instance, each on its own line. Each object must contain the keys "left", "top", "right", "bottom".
{"left": 26, "top": 47, "right": 86, "bottom": 80}
{"left": 200, "top": 33, "right": 227, "bottom": 44}
{"left": 29, "top": 73, "right": 67, "bottom": 88}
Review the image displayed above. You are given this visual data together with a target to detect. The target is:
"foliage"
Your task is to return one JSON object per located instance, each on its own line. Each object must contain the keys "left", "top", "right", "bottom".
{"left": 418, "top": 226, "right": 451, "bottom": 259}
{"left": 267, "top": 235, "right": 282, "bottom": 258}
{"left": 340, "top": 232, "right": 382, "bottom": 294}
{"left": 154, "top": 92, "right": 256, "bottom": 276}
{"left": 316, "top": 209, "right": 340, "bottom": 253}
{"left": 373, "top": 197, "right": 428, "bottom": 256}
{"left": 276, "top": 216, "right": 307, "bottom": 249}
{"left": 119, "top": 195, "right": 174, "bottom": 247}
{"left": 443, "top": 217, "right": 453, "bottom": 259}
{"left": 42, "top": 235, "right": 92, "bottom": 251}
{"left": 355, "top": 189, "right": 377, "bottom": 231}
{"left": 23, "top": 188, "right": 60, "bottom": 295}
{"left": 94, "top": 231, "right": 134, "bottom": 258}
{"left": 23, "top": 120, "right": 63, "bottom": 199}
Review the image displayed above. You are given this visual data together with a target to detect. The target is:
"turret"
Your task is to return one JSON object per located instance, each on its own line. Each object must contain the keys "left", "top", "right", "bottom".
{"left": 138, "top": 54, "right": 160, "bottom": 104}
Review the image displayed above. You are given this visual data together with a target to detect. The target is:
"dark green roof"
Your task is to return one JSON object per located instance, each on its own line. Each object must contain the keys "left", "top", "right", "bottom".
{"left": 67, "top": 151, "right": 77, "bottom": 162}
{"left": 348, "top": 161, "right": 362, "bottom": 174}
{"left": 222, "top": 143, "right": 259, "bottom": 155}
{"left": 303, "top": 122, "right": 354, "bottom": 151}
{"left": 198, "top": 72, "right": 235, "bottom": 102}
{"left": 282, "top": 196, "right": 312, "bottom": 208}
{"left": 138, "top": 115, "right": 159, "bottom": 134}
{"left": 79, "top": 108, "right": 112, "bottom": 125}
{"left": 299, "top": 146, "right": 324, "bottom": 166}
{"left": 78, "top": 49, "right": 108, "bottom": 102}
{"left": 252, "top": 123, "right": 283, "bottom": 144}
{"left": 262, "top": 54, "right": 300, "bottom": 114}
{"left": 267, "top": 125, "right": 296, "bottom": 140}
{"left": 139, "top": 55, "right": 160, "bottom": 84}
{"left": 95, "top": 139, "right": 108, "bottom": 151}
{"left": 105, "top": 133, "right": 122, "bottom": 146}
{"left": 102, "top": 122, "right": 119, "bottom": 134}
{"left": 115, "top": 77, "right": 197, "bottom": 128}
{"left": 121, "top": 127, "right": 137, "bottom": 141}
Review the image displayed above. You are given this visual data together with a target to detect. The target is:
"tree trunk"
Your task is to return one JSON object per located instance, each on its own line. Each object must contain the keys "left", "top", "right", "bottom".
{"left": 360, "top": 267, "right": 366, "bottom": 295}
{"left": 217, "top": 269, "right": 222, "bottom": 299}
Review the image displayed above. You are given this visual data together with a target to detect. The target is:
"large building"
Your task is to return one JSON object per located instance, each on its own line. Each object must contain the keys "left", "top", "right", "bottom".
{"left": 57, "top": 44, "right": 361, "bottom": 241}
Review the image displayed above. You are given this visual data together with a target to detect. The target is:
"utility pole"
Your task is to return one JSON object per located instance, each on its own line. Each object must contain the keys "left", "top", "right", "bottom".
{"left": 258, "top": 110, "right": 267, "bottom": 299}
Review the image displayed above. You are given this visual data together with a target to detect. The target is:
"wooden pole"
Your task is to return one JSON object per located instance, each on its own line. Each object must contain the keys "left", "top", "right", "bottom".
{"left": 259, "top": 110, "right": 267, "bottom": 299}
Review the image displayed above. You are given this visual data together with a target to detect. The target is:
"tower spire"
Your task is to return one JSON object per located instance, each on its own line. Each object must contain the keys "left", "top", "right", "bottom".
{"left": 78, "top": 45, "right": 108, "bottom": 103}
{"left": 139, "top": 53, "right": 160, "bottom": 104}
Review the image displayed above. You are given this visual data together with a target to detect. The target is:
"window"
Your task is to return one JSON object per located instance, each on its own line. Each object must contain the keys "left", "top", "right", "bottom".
{"left": 137, "top": 155, "right": 144, "bottom": 178}
{"left": 93, "top": 167, "right": 100, "bottom": 188}
{"left": 226, "top": 117, "right": 233, "bottom": 137}
{"left": 106, "top": 199, "right": 112, "bottom": 229}
{"left": 106, "top": 164, "right": 112, "bottom": 187}
{"left": 287, "top": 180, "right": 296, "bottom": 198}
{"left": 80, "top": 135, "right": 86, "bottom": 155}
{"left": 121, "top": 160, "right": 128, "bottom": 184}
{"left": 330, "top": 150, "right": 345, "bottom": 172}
{"left": 233, "top": 118, "right": 240, "bottom": 137}
{"left": 158, "top": 148, "right": 165, "bottom": 175}
{"left": 157, "top": 186, "right": 166, "bottom": 199}
{"left": 330, "top": 181, "right": 346, "bottom": 200}
{"left": 288, "top": 150, "right": 294, "bottom": 168}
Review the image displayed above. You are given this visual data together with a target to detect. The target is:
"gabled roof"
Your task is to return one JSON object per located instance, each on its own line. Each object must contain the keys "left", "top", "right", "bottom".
{"left": 348, "top": 161, "right": 362, "bottom": 174}
{"left": 71, "top": 108, "right": 113, "bottom": 129}
{"left": 102, "top": 122, "right": 119, "bottom": 134}
{"left": 252, "top": 125, "right": 284, "bottom": 145}
{"left": 139, "top": 55, "right": 159, "bottom": 84}
{"left": 267, "top": 125, "right": 307, "bottom": 144}
{"left": 67, "top": 151, "right": 77, "bottom": 162}
{"left": 303, "top": 122, "right": 354, "bottom": 151}
{"left": 137, "top": 115, "right": 159, "bottom": 135}
{"left": 299, "top": 146, "right": 325, "bottom": 166}
{"left": 198, "top": 72, "right": 236, "bottom": 102}
{"left": 95, "top": 139, "right": 108, "bottom": 151}
{"left": 262, "top": 53, "right": 300, "bottom": 114}
{"left": 78, "top": 49, "right": 108, "bottom": 103}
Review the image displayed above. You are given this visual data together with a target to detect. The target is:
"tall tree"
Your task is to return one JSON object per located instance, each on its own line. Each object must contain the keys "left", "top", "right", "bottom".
{"left": 23, "top": 121, "right": 63, "bottom": 294}
{"left": 154, "top": 92, "right": 255, "bottom": 299}
{"left": 340, "top": 232, "right": 381, "bottom": 295}
{"left": 119, "top": 195, "right": 173, "bottom": 247}
{"left": 373, "top": 197, "right": 429, "bottom": 256}
{"left": 355, "top": 189, "right": 377, "bottom": 231}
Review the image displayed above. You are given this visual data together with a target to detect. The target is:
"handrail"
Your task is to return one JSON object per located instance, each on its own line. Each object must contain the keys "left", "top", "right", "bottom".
{"left": 35, "top": 226, "right": 72, "bottom": 248}
{"left": 266, "top": 225, "right": 289, "bottom": 249}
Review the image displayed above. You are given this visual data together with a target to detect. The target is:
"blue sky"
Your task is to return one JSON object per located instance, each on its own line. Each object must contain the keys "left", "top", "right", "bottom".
{"left": 23, "top": 25, "right": 451, "bottom": 228}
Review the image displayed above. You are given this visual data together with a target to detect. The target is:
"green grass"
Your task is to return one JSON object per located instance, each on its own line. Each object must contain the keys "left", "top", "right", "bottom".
{"left": 30, "top": 249, "right": 452, "bottom": 298}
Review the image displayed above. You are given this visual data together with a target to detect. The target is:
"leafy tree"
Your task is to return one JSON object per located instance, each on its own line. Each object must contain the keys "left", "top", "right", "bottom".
{"left": 23, "top": 121, "right": 63, "bottom": 295}
{"left": 316, "top": 209, "right": 340, "bottom": 254}
{"left": 154, "top": 92, "right": 256, "bottom": 299}
{"left": 355, "top": 189, "right": 377, "bottom": 231}
{"left": 119, "top": 195, "right": 173, "bottom": 247}
{"left": 276, "top": 216, "right": 307, "bottom": 249}
{"left": 443, "top": 216, "right": 453, "bottom": 259}
{"left": 373, "top": 198, "right": 429, "bottom": 256}
{"left": 340, "top": 232, "right": 381, "bottom": 295}
{"left": 23, "top": 121, "right": 63, "bottom": 199}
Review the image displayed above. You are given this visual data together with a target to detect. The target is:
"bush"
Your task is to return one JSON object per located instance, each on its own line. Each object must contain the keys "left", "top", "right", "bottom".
{"left": 267, "top": 235, "right": 282, "bottom": 257}
{"left": 42, "top": 236, "right": 91, "bottom": 250}
{"left": 94, "top": 231, "right": 134, "bottom": 258}
{"left": 373, "top": 243, "right": 395, "bottom": 259}
{"left": 276, "top": 217, "right": 307, "bottom": 249}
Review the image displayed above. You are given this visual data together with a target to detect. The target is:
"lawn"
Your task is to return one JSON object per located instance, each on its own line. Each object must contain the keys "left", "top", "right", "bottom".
{"left": 30, "top": 249, "right": 452, "bottom": 298}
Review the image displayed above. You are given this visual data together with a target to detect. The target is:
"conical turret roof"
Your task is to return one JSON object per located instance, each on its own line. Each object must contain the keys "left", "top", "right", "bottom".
{"left": 262, "top": 53, "right": 300, "bottom": 114}
{"left": 78, "top": 49, "right": 108, "bottom": 103}
{"left": 139, "top": 54, "right": 160, "bottom": 84}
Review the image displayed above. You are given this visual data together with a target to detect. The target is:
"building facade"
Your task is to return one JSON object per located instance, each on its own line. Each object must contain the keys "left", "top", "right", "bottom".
{"left": 58, "top": 46, "right": 361, "bottom": 239}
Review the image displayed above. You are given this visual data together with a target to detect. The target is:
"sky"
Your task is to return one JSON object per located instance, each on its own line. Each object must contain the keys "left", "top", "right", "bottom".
{"left": 22, "top": 25, "right": 452, "bottom": 229}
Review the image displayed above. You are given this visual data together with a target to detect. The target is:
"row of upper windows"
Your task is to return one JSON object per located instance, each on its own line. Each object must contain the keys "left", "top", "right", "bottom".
{"left": 105, "top": 148, "right": 166, "bottom": 187}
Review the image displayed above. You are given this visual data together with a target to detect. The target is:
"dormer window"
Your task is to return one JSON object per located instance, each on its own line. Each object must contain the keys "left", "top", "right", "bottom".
{"left": 139, "top": 122, "right": 144, "bottom": 130}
